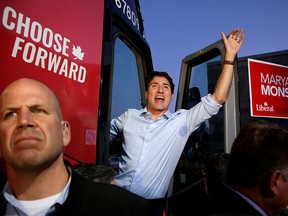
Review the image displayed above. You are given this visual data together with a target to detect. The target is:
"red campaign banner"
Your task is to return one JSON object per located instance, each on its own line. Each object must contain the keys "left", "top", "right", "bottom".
{"left": 248, "top": 59, "right": 288, "bottom": 119}
{"left": 0, "top": 0, "right": 104, "bottom": 163}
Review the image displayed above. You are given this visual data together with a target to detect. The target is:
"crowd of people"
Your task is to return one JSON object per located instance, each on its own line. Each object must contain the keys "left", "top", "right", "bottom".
{"left": 1, "top": 27, "right": 288, "bottom": 216}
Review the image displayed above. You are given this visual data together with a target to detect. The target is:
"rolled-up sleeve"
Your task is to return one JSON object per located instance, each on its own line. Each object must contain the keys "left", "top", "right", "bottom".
{"left": 201, "top": 94, "right": 222, "bottom": 116}
{"left": 110, "top": 112, "right": 126, "bottom": 141}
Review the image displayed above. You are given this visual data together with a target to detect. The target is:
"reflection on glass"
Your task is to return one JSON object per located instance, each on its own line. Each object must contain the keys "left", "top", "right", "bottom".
{"left": 173, "top": 55, "right": 225, "bottom": 193}
{"left": 109, "top": 38, "right": 142, "bottom": 169}
{"left": 111, "top": 38, "right": 142, "bottom": 119}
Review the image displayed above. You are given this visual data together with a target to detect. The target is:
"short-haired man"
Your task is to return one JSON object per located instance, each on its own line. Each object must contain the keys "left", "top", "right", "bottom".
{"left": 201, "top": 120, "right": 288, "bottom": 215}
{"left": 0, "top": 78, "right": 157, "bottom": 215}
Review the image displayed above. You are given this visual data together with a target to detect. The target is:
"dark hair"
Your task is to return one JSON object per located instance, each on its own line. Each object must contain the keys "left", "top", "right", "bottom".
{"left": 145, "top": 71, "right": 175, "bottom": 94}
{"left": 73, "top": 163, "right": 117, "bottom": 184}
{"left": 205, "top": 152, "right": 230, "bottom": 195}
{"left": 225, "top": 120, "right": 288, "bottom": 187}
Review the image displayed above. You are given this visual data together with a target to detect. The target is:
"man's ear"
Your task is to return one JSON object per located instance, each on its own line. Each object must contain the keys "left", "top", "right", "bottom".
{"left": 61, "top": 121, "right": 71, "bottom": 147}
{"left": 266, "top": 170, "right": 283, "bottom": 197}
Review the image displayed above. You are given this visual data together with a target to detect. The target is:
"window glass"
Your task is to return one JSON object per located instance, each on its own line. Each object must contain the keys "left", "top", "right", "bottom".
{"left": 111, "top": 38, "right": 142, "bottom": 119}
{"left": 109, "top": 37, "right": 142, "bottom": 168}
{"left": 173, "top": 55, "right": 224, "bottom": 192}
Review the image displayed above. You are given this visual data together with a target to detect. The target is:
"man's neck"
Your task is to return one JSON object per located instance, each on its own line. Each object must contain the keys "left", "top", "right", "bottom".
{"left": 147, "top": 108, "right": 168, "bottom": 121}
{"left": 7, "top": 158, "right": 69, "bottom": 200}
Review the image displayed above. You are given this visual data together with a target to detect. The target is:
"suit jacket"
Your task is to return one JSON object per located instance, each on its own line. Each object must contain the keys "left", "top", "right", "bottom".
{"left": 192, "top": 184, "right": 263, "bottom": 216}
{"left": 0, "top": 169, "right": 161, "bottom": 216}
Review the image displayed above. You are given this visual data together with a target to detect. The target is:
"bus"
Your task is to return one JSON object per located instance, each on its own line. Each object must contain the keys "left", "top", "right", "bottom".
{"left": 0, "top": 0, "right": 154, "bottom": 188}
{"left": 0, "top": 0, "right": 153, "bottom": 166}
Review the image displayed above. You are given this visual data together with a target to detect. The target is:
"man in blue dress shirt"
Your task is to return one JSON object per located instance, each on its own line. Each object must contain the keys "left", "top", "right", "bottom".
{"left": 110, "top": 28, "right": 244, "bottom": 199}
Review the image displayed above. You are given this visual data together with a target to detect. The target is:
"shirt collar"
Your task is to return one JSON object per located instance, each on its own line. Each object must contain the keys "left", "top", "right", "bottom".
{"left": 224, "top": 184, "right": 267, "bottom": 216}
{"left": 2, "top": 172, "right": 72, "bottom": 215}
{"left": 141, "top": 107, "right": 172, "bottom": 119}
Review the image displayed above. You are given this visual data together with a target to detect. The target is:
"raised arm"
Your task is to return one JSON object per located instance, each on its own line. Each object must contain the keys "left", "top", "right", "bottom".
{"left": 211, "top": 28, "right": 244, "bottom": 104}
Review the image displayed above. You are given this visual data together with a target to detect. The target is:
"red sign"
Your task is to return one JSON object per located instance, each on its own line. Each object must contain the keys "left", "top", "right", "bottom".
{"left": 248, "top": 59, "right": 288, "bottom": 119}
{"left": 0, "top": 0, "right": 105, "bottom": 162}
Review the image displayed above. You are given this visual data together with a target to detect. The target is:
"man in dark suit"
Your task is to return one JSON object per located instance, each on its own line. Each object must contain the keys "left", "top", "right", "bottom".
{"left": 199, "top": 120, "right": 288, "bottom": 216}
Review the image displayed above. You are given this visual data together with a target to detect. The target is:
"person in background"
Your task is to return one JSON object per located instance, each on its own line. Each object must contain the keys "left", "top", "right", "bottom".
{"left": 0, "top": 78, "right": 158, "bottom": 216}
{"left": 73, "top": 163, "right": 117, "bottom": 184}
{"left": 110, "top": 28, "right": 244, "bottom": 199}
{"left": 168, "top": 152, "right": 230, "bottom": 216}
{"left": 200, "top": 120, "right": 288, "bottom": 216}
{"left": 204, "top": 152, "right": 230, "bottom": 197}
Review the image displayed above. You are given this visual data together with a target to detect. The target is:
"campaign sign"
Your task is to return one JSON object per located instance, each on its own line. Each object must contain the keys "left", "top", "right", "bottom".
{"left": 248, "top": 59, "right": 288, "bottom": 119}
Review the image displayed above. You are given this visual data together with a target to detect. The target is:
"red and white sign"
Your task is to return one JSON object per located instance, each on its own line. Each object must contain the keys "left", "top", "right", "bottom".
{"left": 0, "top": 0, "right": 105, "bottom": 163}
{"left": 248, "top": 58, "right": 288, "bottom": 119}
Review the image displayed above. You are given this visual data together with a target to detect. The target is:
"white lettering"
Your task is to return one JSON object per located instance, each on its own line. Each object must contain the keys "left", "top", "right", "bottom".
{"left": 62, "top": 37, "right": 70, "bottom": 57}
{"left": 23, "top": 42, "right": 36, "bottom": 63}
{"left": 261, "top": 73, "right": 288, "bottom": 86}
{"left": 3, "top": 6, "right": 70, "bottom": 56}
{"left": 3, "top": 7, "right": 86, "bottom": 83}
{"left": 48, "top": 53, "right": 62, "bottom": 72}
{"left": 114, "top": 0, "right": 140, "bottom": 31}
{"left": 10, "top": 37, "right": 86, "bottom": 83}
{"left": 77, "top": 66, "right": 86, "bottom": 83}
{"left": 69, "top": 62, "right": 78, "bottom": 80}
{"left": 42, "top": 28, "right": 53, "bottom": 48}
{"left": 30, "top": 21, "right": 42, "bottom": 42}
{"left": 256, "top": 104, "right": 274, "bottom": 112}
{"left": 16, "top": 13, "right": 30, "bottom": 37}
{"left": 59, "top": 59, "right": 68, "bottom": 77}
{"left": 11, "top": 37, "right": 24, "bottom": 57}
{"left": 260, "top": 73, "right": 270, "bottom": 84}
{"left": 261, "top": 84, "right": 288, "bottom": 98}
{"left": 261, "top": 84, "right": 270, "bottom": 95}
{"left": 2, "top": 6, "right": 16, "bottom": 30}
{"left": 35, "top": 47, "right": 48, "bottom": 68}
{"left": 270, "top": 86, "right": 278, "bottom": 96}
{"left": 53, "top": 33, "right": 62, "bottom": 53}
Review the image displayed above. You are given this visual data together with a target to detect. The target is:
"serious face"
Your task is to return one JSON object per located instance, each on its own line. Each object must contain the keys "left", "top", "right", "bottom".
{"left": 145, "top": 76, "right": 173, "bottom": 116}
{"left": 0, "top": 79, "right": 70, "bottom": 172}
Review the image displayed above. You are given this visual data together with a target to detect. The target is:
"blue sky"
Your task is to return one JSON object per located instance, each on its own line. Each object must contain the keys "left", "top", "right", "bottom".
{"left": 140, "top": 0, "right": 288, "bottom": 108}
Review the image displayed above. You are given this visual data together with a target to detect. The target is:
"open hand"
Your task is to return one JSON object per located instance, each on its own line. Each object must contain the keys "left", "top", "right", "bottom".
{"left": 221, "top": 28, "right": 244, "bottom": 59}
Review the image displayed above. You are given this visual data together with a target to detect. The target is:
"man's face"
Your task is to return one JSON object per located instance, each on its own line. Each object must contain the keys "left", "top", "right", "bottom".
{"left": 0, "top": 79, "right": 69, "bottom": 172}
{"left": 145, "top": 76, "right": 173, "bottom": 115}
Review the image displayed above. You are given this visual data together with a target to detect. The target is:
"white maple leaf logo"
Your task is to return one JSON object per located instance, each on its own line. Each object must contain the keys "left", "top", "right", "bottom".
{"left": 72, "top": 45, "right": 85, "bottom": 60}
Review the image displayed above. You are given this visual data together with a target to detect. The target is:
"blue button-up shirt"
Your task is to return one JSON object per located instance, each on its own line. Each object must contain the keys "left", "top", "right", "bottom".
{"left": 110, "top": 94, "right": 221, "bottom": 199}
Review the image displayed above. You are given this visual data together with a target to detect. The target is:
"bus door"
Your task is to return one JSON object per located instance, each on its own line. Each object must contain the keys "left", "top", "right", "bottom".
{"left": 100, "top": 0, "right": 153, "bottom": 166}
{"left": 168, "top": 38, "right": 240, "bottom": 215}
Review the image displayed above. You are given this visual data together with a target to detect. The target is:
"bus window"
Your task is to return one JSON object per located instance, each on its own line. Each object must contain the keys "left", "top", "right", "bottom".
{"left": 111, "top": 37, "right": 142, "bottom": 119}
{"left": 174, "top": 54, "right": 225, "bottom": 192}
{"left": 109, "top": 37, "right": 143, "bottom": 169}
